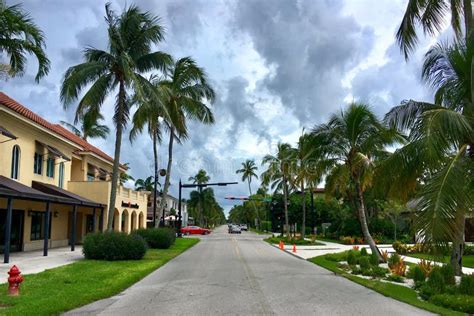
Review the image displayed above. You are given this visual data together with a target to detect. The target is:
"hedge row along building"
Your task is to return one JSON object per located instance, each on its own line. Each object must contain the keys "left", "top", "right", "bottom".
{"left": 0, "top": 92, "right": 148, "bottom": 263}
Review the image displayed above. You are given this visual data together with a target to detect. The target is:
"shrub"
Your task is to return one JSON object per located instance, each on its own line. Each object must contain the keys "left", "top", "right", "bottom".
{"left": 464, "top": 245, "right": 474, "bottom": 255}
{"left": 412, "top": 266, "right": 426, "bottom": 284}
{"left": 135, "top": 228, "right": 176, "bottom": 249}
{"left": 351, "top": 267, "right": 362, "bottom": 275}
{"left": 369, "top": 253, "right": 379, "bottom": 266}
{"left": 392, "top": 241, "right": 407, "bottom": 255}
{"left": 83, "top": 231, "right": 147, "bottom": 261}
{"left": 459, "top": 275, "right": 474, "bottom": 296}
{"left": 360, "top": 247, "right": 368, "bottom": 256}
{"left": 430, "top": 294, "right": 474, "bottom": 314}
{"left": 347, "top": 250, "right": 357, "bottom": 265}
{"left": 371, "top": 266, "right": 389, "bottom": 278}
{"left": 381, "top": 250, "right": 389, "bottom": 262}
{"left": 353, "top": 245, "right": 360, "bottom": 251}
{"left": 417, "top": 259, "right": 433, "bottom": 277}
{"left": 390, "top": 260, "right": 406, "bottom": 276}
{"left": 359, "top": 256, "right": 370, "bottom": 270}
{"left": 425, "top": 268, "right": 446, "bottom": 296}
{"left": 340, "top": 236, "right": 355, "bottom": 245}
{"left": 439, "top": 265, "right": 455, "bottom": 286}
{"left": 388, "top": 253, "right": 401, "bottom": 269}
{"left": 326, "top": 252, "right": 348, "bottom": 262}
{"left": 386, "top": 274, "right": 404, "bottom": 283}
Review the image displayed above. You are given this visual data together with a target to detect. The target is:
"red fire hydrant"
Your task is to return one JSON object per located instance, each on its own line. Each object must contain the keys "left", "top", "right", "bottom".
{"left": 7, "top": 265, "right": 23, "bottom": 296}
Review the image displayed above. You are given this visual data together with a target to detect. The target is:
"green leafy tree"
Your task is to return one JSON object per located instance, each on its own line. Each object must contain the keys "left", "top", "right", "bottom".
{"left": 396, "top": 0, "right": 472, "bottom": 59}
{"left": 236, "top": 159, "right": 259, "bottom": 226}
{"left": 60, "top": 110, "right": 110, "bottom": 141}
{"left": 157, "top": 57, "right": 215, "bottom": 229}
{"left": 384, "top": 39, "right": 474, "bottom": 275}
{"left": 262, "top": 143, "right": 294, "bottom": 237}
{"left": 60, "top": 3, "right": 171, "bottom": 231}
{"left": 312, "top": 103, "right": 403, "bottom": 261}
{"left": 0, "top": 0, "right": 50, "bottom": 81}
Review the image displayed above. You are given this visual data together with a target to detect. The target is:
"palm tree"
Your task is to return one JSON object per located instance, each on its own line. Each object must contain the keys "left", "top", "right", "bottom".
{"left": 130, "top": 80, "right": 167, "bottom": 227}
{"left": 60, "top": 4, "right": 171, "bottom": 231}
{"left": 312, "top": 103, "right": 403, "bottom": 261}
{"left": 119, "top": 162, "right": 134, "bottom": 185}
{"left": 189, "top": 169, "right": 211, "bottom": 226}
{"left": 396, "top": 0, "right": 472, "bottom": 59}
{"left": 0, "top": 0, "right": 50, "bottom": 81}
{"left": 236, "top": 159, "right": 259, "bottom": 226}
{"left": 261, "top": 143, "right": 294, "bottom": 237}
{"left": 384, "top": 39, "right": 474, "bottom": 275}
{"left": 157, "top": 57, "right": 215, "bottom": 228}
{"left": 60, "top": 109, "right": 110, "bottom": 140}
{"left": 134, "top": 176, "right": 155, "bottom": 191}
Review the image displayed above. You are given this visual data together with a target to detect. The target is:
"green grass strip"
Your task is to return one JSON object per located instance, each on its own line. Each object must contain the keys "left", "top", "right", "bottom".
{"left": 0, "top": 238, "right": 199, "bottom": 316}
{"left": 407, "top": 253, "right": 474, "bottom": 269}
{"left": 309, "top": 255, "right": 464, "bottom": 316}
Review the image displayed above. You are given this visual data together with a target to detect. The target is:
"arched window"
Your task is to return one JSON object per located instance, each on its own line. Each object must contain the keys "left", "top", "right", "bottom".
{"left": 11, "top": 145, "right": 20, "bottom": 179}
{"left": 58, "top": 162, "right": 65, "bottom": 188}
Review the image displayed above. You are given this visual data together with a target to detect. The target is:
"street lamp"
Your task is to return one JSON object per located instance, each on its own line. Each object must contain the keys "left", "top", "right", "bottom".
{"left": 177, "top": 180, "right": 238, "bottom": 237}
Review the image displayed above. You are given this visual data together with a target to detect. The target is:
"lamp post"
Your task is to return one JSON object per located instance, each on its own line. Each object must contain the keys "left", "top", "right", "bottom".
{"left": 177, "top": 181, "right": 238, "bottom": 237}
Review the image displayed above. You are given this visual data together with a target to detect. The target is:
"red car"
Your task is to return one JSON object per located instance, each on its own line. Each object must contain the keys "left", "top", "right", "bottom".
{"left": 181, "top": 226, "right": 211, "bottom": 235}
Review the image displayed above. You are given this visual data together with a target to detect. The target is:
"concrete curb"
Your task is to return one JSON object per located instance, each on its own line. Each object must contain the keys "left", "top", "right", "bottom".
{"left": 269, "top": 243, "right": 306, "bottom": 260}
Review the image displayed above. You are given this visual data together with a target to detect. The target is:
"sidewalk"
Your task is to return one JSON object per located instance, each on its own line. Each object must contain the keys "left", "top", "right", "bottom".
{"left": 276, "top": 241, "right": 474, "bottom": 275}
{"left": 0, "top": 246, "right": 84, "bottom": 283}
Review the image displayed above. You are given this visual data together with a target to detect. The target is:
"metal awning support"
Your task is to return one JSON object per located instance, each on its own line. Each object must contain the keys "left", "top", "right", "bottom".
{"left": 36, "top": 141, "right": 71, "bottom": 161}
{"left": 0, "top": 125, "right": 17, "bottom": 140}
{"left": 43, "top": 201, "right": 51, "bottom": 257}
{"left": 3, "top": 197, "right": 13, "bottom": 263}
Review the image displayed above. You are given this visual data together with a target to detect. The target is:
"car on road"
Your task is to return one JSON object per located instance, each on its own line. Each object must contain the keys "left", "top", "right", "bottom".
{"left": 181, "top": 226, "right": 211, "bottom": 235}
{"left": 239, "top": 224, "right": 248, "bottom": 231}
{"left": 229, "top": 225, "right": 241, "bottom": 234}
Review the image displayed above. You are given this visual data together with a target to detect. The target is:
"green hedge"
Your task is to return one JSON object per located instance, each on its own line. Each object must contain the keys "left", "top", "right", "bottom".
{"left": 134, "top": 228, "right": 176, "bottom": 249}
{"left": 83, "top": 231, "right": 147, "bottom": 260}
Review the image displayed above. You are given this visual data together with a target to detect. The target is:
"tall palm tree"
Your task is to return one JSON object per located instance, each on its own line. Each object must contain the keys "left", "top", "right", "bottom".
{"left": 134, "top": 176, "right": 155, "bottom": 191}
{"left": 0, "top": 0, "right": 50, "bottom": 81}
{"left": 312, "top": 103, "right": 403, "bottom": 261}
{"left": 236, "top": 159, "right": 259, "bottom": 226}
{"left": 189, "top": 169, "right": 210, "bottom": 226}
{"left": 261, "top": 143, "right": 294, "bottom": 237}
{"left": 396, "top": 0, "right": 472, "bottom": 59}
{"left": 60, "top": 109, "right": 110, "bottom": 141}
{"left": 157, "top": 57, "right": 215, "bottom": 228}
{"left": 384, "top": 39, "right": 474, "bottom": 275}
{"left": 60, "top": 3, "right": 171, "bottom": 231}
{"left": 119, "top": 162, "right": 134, "bottom": 185}
{"left": 130, "top": 80, "right": 167, "bottom": 227}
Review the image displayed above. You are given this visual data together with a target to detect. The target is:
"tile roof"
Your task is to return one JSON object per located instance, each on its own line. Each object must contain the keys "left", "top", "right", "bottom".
{"left": 0, "top": 92, "right": 119, "bottom": 167}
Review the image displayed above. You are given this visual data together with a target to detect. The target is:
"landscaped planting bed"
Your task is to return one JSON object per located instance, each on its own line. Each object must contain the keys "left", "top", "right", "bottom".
{"left": 310, "top": 248, "right": 474, "bottom": 315}
{"left": 264, "top": 236, "right": 325, "bottom": 246}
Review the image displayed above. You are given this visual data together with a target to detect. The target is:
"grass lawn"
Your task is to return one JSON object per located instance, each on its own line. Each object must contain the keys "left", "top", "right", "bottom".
{"left": 407, "top": 253, "right": 474, "bottom": 268}
{"left": 309, "top": 255, "right": 463, "bottom": 316}
{"left": 0, "top": 238, "right": 199, "bottom": 315}
{"left": 249, "top": 228, "right": 270, "bottom": 235}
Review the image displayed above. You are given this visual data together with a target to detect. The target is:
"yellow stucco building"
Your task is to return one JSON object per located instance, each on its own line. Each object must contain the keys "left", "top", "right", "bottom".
{"left": 0, "top": 92, "right": 148, "bottom": 263}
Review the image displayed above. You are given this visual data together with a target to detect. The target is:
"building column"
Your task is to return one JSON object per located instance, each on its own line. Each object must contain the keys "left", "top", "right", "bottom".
{"left": 99, "top": 207, "right": 104, "bottom": 232}
{"left": 92, "top": 207, "right": 96, "bottom": 232}
{"left": 43, "top": 201, "right": 51, "bottom": 257}
{"left": 4, "top": 197, "right": 13, "bottom": 263}
{"left": 70, "top": 205, "right": 77, "bottom": 251}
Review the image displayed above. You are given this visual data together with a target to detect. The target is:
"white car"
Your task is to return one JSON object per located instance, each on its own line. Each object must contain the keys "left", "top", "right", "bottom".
{"left": 229, "top": 225, "right": 241, "bottom": 234}
{"left": 239, "top": 224, "right": 248, "bottom": 231}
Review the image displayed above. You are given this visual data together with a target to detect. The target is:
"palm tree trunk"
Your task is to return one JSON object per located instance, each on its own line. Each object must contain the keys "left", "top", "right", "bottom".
{"left": 248, "top": 179, "right": 260, "bottom": 229}
{"left": 107, "top": 81, "right": 125, "bottom": 231}
{"left": 153, "top": 131, "right": 159, "bottom": 228}
{"left": 464, "top": 0, "right": 473, "bottom": 39}
{"left": 450, "top": 214, "right": 465, "bottom": 276}
{"left": 301, "top": 182, "right": 306, "bottom": 239}
{"left": 160, "top": 128, "right": 174, "bottom": 228}
{"left": 355, "top": 179, "right": 382, "bottom": 261}
{"left": 199, "top": 186, "right": 204, "bottom": 226}
{"left": 283, "top": 178, "right": 289, "bottom": 237}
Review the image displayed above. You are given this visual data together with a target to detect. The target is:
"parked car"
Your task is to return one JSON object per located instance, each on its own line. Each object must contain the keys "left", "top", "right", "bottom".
{"left": 229, "top": 225, "right": 241, "bottom": 234}
{"left": 181, "top": 226, "right": 211, "bottom": 235}
{"left": 239, "top": 224, "right": 248, "bottom": 231}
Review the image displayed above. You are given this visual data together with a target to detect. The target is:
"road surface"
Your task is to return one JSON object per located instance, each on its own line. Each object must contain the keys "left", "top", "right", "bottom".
{"left": 67, "top": 226, "right": 431, "bottom": 315}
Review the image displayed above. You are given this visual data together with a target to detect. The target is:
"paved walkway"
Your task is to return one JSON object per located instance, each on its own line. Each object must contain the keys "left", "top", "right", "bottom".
{"left": 0, "top": 246, "right": 83, "bottom": 283}
{"left": 67, "top": 227, "right": 431, "bottom": 315}
{"left": 280, "top": 241, "right": 474, "bottom": 274}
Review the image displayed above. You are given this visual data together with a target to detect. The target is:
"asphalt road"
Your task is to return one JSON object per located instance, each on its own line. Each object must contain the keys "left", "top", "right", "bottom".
{"left": 67, "top": 226, "right": 432, "bottom": 315}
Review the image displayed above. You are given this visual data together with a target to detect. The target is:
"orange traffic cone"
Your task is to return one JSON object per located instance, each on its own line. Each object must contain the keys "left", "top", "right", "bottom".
{"left": 292, "top": 244, "right": 297, "bottom": 253}
{"left": 279, "top": 240, "right": 284, "bottom": 250}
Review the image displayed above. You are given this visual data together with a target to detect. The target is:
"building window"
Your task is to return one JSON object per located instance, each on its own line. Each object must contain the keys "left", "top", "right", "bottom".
{"left": 11, "top": 145, "right": 20, "bottom": 179}
{"left": 46, "top": 157, "right": 55, "bottom": 178}
{"left": 30, "top": 211, "right": 52, "bottom": 241}
{"left": 34, "top": 153, "right": 43, "bottom": 175}
{"left": 58, "top": 162, "right": 64, "bottom": 188}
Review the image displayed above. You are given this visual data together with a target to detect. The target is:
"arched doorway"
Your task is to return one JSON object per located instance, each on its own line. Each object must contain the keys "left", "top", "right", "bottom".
{"left": 112, "top": 209, "right": 120, "bottom": 232}
{"left": 139, "top": 212, "right": 145, "bottom": 229}
{"left": 131, "top": 211, "right": 137, "bottom": 231}
{"left": 122, "top": 209, "right": 129, "bottom": 233}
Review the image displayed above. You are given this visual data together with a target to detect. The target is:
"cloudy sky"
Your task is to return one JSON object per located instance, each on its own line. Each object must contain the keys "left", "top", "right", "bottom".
{"left": 1, "top": 0, "right": 450, "bottom": 215}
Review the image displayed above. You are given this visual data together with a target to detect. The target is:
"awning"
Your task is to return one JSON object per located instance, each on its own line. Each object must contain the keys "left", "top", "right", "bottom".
{"left": 0, "top": 125, "right": 17, "bottom": 140}
{"left": 32, "top": 181, "right": 104, "bottom": 208}
{"left": 0, "top": 176, "right": 74, "bottom": 204}
{"left": 36, "top": 141, "right": 71, "bottom": 161}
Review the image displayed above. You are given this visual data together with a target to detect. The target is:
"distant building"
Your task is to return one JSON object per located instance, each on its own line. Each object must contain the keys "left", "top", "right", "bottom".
{"left": 147, "top": 192, "right": 188, "bottom": 227}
